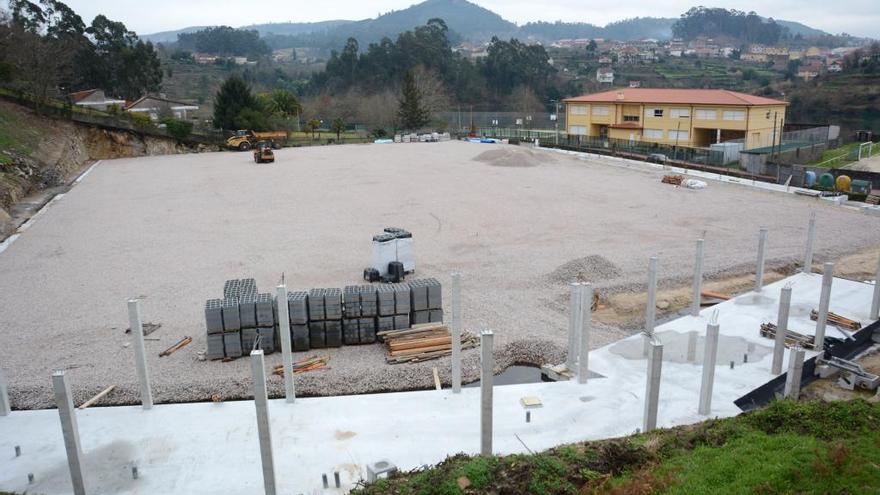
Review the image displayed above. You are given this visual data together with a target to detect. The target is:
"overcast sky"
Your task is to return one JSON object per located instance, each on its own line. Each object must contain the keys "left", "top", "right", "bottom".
{"left": 62, "top": 0, "right": 878, "bottom": 38}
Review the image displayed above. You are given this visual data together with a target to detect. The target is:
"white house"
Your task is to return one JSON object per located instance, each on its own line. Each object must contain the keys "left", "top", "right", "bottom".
{"left": 69, "top": 89, "right": 126, "bottom": 111}
{"left": 125, "top": 95, "right": 199, "bottom": 121}
{"left": 597, "top": 67, "right": 614, "bottom": 84}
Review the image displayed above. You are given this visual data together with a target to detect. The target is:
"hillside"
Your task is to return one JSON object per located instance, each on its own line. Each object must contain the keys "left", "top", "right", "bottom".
{"left": 142, "top": 0, "right": 830, "bottom": 47}
{"left": 352, "top": 400, "right": 880, "bottom": 495}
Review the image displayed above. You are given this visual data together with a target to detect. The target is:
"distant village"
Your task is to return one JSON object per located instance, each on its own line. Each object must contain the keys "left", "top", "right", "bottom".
{"left": 451, "top": 37, "right": 867, "bottom": 84}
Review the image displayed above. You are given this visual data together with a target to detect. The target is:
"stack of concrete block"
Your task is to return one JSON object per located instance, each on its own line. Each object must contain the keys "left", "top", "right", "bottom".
{"left": 287, "top": 291, "right": 310, "bottom": 351}
{"left": 205, "top": 299, "right": 225, "bottom": 360}
{"left": 204, "top": 278, "right": 275, "bottom": 360}
{"left": 408, "top": 278, "right": 443, "bottom": 325}
{"left": 306, "top": 288, "right": 343, "bottom": 349}
{"left": 342, "top": 286, "right": 379, "bottom": 345}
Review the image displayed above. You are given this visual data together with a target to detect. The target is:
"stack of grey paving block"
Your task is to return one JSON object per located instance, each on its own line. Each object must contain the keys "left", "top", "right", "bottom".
{"left": 287, "top": 291, "right": 310, "bottom": 351}
{"left": 306, "top": 288, "right": 343, "bottom": 349}
{"left": 205, "top": 299, "right": 225, "bottom": 360}
{"left": 204, "top": 278, "right": 276, "bottom": 360}
{"left": 343, "top": 286, "right": 379, "bottom": 345}
{"left": 408, "top": 278, "right": 443, "bottom": 325}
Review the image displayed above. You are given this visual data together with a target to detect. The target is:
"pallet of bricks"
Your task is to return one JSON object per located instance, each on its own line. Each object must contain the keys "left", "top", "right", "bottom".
{"left": 203, "top": 278, "right": 444, "bottom": 359}
{"left": 204, "top": 279, "right": 276, "bottom": 360}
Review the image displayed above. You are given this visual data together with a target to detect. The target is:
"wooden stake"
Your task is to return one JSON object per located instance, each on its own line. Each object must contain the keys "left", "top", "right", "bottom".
{"left": 432, "top": 367, "right": 441, "bottom": 390}
{"left": 77, "top": 385, "right": 116, "bottom": 410}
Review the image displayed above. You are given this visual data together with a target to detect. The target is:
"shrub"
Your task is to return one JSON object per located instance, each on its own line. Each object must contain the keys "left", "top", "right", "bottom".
{"left": 160, "top": 117, "right": 193, "bottom": 141}
{"left": 127, "top": 112, "right": 154, "bottom": 129}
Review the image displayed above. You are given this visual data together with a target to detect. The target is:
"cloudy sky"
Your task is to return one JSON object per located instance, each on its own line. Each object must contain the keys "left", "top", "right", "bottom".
{"left": 62, "top": 0, "right": 878, "bottom": 38}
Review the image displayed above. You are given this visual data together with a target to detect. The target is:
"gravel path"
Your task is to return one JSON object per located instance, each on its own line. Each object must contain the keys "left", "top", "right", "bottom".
{"left": 1, "top": 141, "right": 878, "bottom": 409}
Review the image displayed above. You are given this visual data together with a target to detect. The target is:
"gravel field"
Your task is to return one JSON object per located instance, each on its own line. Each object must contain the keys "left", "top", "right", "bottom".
{"left": 1, "top": 140, "right": 878, "bottom": 409}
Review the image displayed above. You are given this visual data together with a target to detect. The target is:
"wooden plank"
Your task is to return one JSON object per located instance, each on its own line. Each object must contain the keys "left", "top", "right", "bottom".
{"left": 390, "top": 343, "right": 453, "bottom": 356}
{"left": 389, "top": 336, "right": 452, "bottom": 351}
{"left": 77, "top": 385, "right": 116, "bottom": 410}
{"left": 432, "top": 367, "right": 441, "bottom": 390}
{"left": 700, "top": 290, "right": 731, "bottom": 301}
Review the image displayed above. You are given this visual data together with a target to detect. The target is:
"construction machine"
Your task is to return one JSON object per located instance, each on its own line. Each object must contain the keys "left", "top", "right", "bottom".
{"left": 226, "top": 130, "right": 286, "bottom": 151}
{"left": 253, "top": 142, "right": 275, "bottom": 163}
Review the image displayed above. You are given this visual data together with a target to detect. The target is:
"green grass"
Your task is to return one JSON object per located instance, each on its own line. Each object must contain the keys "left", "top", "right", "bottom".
{"left": 352, "top": 400, "right": 880, "bottom": 494}
{"left": 811, "top": 141, "right": 876, "bottom": 168}
{"left": 0, "top": 104, "right": 36, "bottom": 165}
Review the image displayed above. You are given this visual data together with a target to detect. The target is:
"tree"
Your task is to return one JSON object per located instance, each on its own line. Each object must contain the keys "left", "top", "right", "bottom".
{"left": 261, "top": 89, "right": 302, "bottom": 118}
{"left": 331, "top": 117, "right": 346, "bottom": 141}
{"left": 177, "top": 26, "right": 269, "bottom": 57}
{"left": 5, "top": 0, "right": 87, "bottom": 110}
{"left": 397, "top": 70, "right": 429, "bottom": 131}
{"left": 213, "top": 74, "right": 259, "bottom": 130}
{"left": 305, "top": 118, "right": 321, "bottom": 140}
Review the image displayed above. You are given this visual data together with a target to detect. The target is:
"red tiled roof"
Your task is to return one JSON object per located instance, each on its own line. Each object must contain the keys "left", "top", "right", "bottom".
{"left": 564, "top": 88, "right": 787, "bottom": 106}
{"left": 69, "top": 89, "right": 97, "bottom": 103}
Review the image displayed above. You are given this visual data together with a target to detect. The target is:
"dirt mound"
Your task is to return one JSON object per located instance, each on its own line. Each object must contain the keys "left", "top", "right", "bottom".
{"left": 473, "top": 147, "right": 554, "bottom": 168}
{"left": 547, "top": 255, "right": 622, "bottom": 284}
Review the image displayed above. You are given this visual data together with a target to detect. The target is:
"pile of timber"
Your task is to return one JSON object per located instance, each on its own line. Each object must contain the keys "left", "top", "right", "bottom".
{"left": 661, "top": 175, "right": 683, "bottom": 186}
{"left": 380, "top": 323, "right": 479, "bottom": 364}
{"left": 272, "top": 355, "right": 329, "bottom": 376}
{"left": 809, "top": 309, "right": 861, "bottom": 331}
{"left": 759, "top": 322, "right": 816, "bottom": 350}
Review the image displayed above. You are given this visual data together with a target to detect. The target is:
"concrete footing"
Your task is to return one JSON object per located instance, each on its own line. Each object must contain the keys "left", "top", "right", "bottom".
{"left": 52, "top": 371, "right": 86, "bottom": 495}
{"left": 250, "top": 350, "right": 277, "bottom": 495}
{"left": 814, "top": 263, "right": 834, "bottom": 351}
{"left": 276, "top": 285, "right": 295, "bottom": 403}
{"left": 803, "top": 212, "right": 816, "bottom": 274}
{"left": 578, "top": 283, "right": 592, "bottom": 384}
{"left": 451, "top": 273, "right": 462, "bottom": 394}
{"left": 691, "top": 239, "right": 704, "bottom": 317}
{"left": 643, "top": 340, "right": 663, "bottom": 432}
{"left": 771, "top": 286, "right": 792, "bottom": 375}
{"left": 698, "top": 320, "right": 720, "bottom": 415}
{"left": 0, "top": 368, "right": 9, "bottom": 416}
{"left": 480, "top": 329, "right": 494, "bottom": 456}
{"left": 756, "top": 228, "right": 768, "bottom": 292}
{"left": 127, "top": 299, "right": 153, "bottom": 409}
{"left": 784, "top": 347, "right": 806, "bottom": 399}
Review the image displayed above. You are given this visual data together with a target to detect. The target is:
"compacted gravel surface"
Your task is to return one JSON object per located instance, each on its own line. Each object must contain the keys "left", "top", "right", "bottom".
{"left": 1, "top": 141, "right": 878, "bottom": 409}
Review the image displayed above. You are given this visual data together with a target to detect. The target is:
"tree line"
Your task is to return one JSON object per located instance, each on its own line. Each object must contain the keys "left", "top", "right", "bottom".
{"left": 672, "top": 7, "right": 786, "bottom": 44}
{"left": 309, "top": 18, "right": 558, "bottom": 108}
{"left": 176, "top": 26, "right": 270, "bottom": 58}
{"left": 0, "top": 0, "right": 162, "bottom": 107}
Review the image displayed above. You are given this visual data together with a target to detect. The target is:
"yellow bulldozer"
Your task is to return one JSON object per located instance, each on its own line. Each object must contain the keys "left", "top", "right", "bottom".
{"left": 226, "top": 130, "right": 286, "bottom": 151}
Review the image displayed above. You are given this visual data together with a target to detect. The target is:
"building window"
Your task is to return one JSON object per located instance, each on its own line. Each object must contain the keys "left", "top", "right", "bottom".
{"left": 723, "top": 110, "right": 746, "bottom": 121}
{"left": 668, "top": 130, "right": 690, "bottom": 141}
{"left": 671, "top": 108, "right": 690, "bottom": 118}
{"left": 569, "top": 125, "right": 588, "bottom": 136}
{"left": 644, "top": 129, "right": 663, "bottom": 139}
{"left": 695, "top": 109, "right": 717, "bottom": 120}
{"left": 623, "top": 115, "right": 639, "bottom": 122}
{"left": 592, "top": 105, "right": 610, "bottom": 116}
{"left": 569, "top": 105, "right": 588, "bottom": 115}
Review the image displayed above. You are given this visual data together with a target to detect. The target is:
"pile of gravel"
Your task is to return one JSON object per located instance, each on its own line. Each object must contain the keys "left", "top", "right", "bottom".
{"left": 547, "top": 255, "right": 623, "bottom": 285}
{"left": 472, "top": 148, "right": 554, "bottom": 168}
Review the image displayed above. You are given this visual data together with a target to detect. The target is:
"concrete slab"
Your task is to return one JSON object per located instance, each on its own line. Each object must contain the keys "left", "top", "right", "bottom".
{"left": 0, "top": 273, "right": 875, "bottom": 494}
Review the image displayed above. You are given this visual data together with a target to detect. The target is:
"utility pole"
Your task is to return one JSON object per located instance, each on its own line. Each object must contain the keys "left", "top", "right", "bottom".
{"left": 553, "top": 100, "right": 560, "bottom": 145}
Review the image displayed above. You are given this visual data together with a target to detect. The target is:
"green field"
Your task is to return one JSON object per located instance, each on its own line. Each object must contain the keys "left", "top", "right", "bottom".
{"left": 353, "top": 400, "right": 880, "bottom": 495}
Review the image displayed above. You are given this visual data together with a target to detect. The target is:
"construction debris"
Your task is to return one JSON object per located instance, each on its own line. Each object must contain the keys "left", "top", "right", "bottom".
{"left": 759, "top": 322, "right": 816, "bottom": 350}
{"left": 810, "top": 310, "right": 861, "bottom": 331}
{"left": 701, "top": 290, "right": 731, "bottom": 301}
{"left": 159, "top": 336, "right": 192, "bottom": 357}
{"left": 661, "top": 175, "right": 683, "bottom": 186}
{"left": 272, "top": 355, "right": 330, "bottom": 376}
{"left": 125, "top": 322, "right": 161, "bottom": 336}
{"left": 381, "top": 323, "right": 479, "bottom": 364}
{"left": 77, "top": 385, "right": 116, "bottom": 409}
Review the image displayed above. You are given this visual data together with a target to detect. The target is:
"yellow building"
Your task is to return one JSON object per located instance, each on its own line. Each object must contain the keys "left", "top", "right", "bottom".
{"left": 564, "top": 88, "right": 787, "bottom": 150}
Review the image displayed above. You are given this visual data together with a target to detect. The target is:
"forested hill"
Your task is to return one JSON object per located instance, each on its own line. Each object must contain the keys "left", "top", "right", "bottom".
{"left": 142, "top": 0, "right": 831, "bottom": 48}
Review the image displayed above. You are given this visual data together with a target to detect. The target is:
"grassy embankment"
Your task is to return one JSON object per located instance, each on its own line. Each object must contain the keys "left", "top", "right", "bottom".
{"left": 353, "top": 399, "right": 880, "bottom": 495}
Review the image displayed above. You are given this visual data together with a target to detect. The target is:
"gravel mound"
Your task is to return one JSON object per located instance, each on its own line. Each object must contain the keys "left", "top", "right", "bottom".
{"left": 547, "top": 255, "right": 623, "bottom": 284}
{"left": 473, "top": 147, "right": 553, "bottom": 168}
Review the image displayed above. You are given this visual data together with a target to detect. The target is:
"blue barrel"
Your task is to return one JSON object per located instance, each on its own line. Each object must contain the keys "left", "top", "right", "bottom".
{"left": 804, "top": 170, "right": 816, "bottom": 187}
